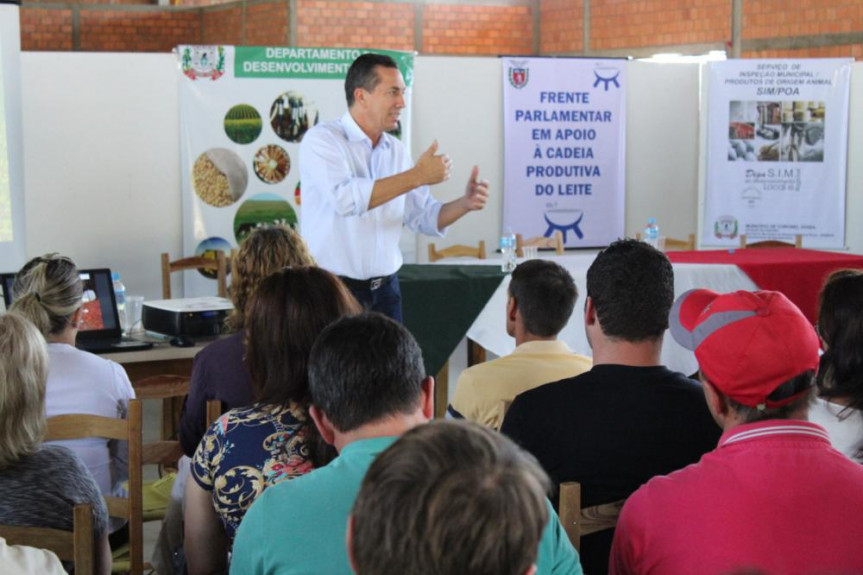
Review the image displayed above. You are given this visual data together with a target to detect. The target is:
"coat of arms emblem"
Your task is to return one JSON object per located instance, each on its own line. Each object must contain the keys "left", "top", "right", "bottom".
{"left": 181, "top": 46, "right": 226, "bottom": 81}
{"left": 508, "top": 61, "right": 529, "bottom": 89}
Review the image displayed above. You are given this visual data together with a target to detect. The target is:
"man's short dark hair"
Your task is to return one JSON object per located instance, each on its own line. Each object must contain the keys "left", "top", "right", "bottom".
{"left": 508, "top": 259, "right": 577, "bottom": 337}
{"left": 308, "top": 312, "right": 426, "bottom": 432}
{"left": 351, "top": 420, "right": 550, "bottom": 575}
{"left": 725, "top": 370, "right": 815, "bottom": 423}
{"left": 345, "top": 53, "right": 398, "bottom": 107}
{"left": 586, "top": 238, "right": 674, "bottom": 341}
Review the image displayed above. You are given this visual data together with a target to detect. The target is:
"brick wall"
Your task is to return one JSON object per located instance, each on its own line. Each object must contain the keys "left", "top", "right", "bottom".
{"left": 79, "top": 10, "right": 201, "bottom": 51}
{"left": 540, "top": 0, "right": 582, "bottom": 54}
{"left": 422, "top": 4, "right": 533, "bottom": 55}
{"left": 295, "top": 0, "right": 414, "bottom": 50}
{"left": 201, "top": 5, "right": 244, "bottom": 44}
{"left": 244, "top": 1, "right": 290, "bottom": 46}
{"left": 743, "top": 1, "right": 860, "bottom": 39}
{"left": 20, "top": 8, "right": 74, "bottom": 51}
{"left": 589, "top": 0, "right": 731, "bottom": 51}
{"left": 17, "top": 0, "right": 863, "bottom": 59}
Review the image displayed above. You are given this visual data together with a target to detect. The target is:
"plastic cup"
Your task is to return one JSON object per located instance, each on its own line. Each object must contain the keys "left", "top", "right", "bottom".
{"left": 125, "top": 295, "right": 144, "bottom": 335}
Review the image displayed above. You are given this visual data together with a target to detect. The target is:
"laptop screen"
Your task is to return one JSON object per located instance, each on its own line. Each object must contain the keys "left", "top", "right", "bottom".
{"left": 1, "top": 268, "right": 121, "bottom": 340}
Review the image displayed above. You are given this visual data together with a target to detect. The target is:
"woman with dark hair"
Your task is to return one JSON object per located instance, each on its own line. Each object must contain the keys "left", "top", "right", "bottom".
{"left": 810, "top": 269, "right": 863, "bottom": 463}
{"left": 179, "top": 225, "right": 317, "bottom": 457}
{"left": 183, "top": 267, "right": 361, "bottom": 574}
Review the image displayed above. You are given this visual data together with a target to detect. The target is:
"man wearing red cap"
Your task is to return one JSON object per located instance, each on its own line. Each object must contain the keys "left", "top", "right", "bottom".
{"left": 610, "top": 289, "right": 863, "bottom": 575}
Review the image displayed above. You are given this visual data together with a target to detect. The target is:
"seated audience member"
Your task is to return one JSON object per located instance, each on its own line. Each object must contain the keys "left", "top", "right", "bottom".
{"left": 610, "top": 289, "right": 863, "bottom": 574}
{"left": 0, "top": 313, "right": 111, "bottom": 574}
{"left": 501, "top": 239, "right": 721, "bottom": 574}
{"left": 10, "top": 254, "right": 134, "bottom": 538}
{"left": 448, "top": 260, "right": 591, "bottom": 429}
{"left": 809, "top": 269, "right": 863, "bottom": 462}
{"left": 350, "top": 420, "right": 552, "bottom": 575}
{"left": 0, "top": 538, "right": 65, "bottom": 575}
{"left": 232, "top": 313, "right": 582, "bottom": 575}
{"left": 180, "top": 225, "right": 317, "bottom": 457}
{"left": 185, "top": 267, "right": 361, "bottom": 575}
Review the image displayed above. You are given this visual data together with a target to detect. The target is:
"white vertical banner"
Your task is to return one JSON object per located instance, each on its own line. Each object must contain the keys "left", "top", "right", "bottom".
{"left": 176, "top": 46, "right": 414, "bottom": 296}
{"left": 704, "top": 59, "right": 851, "bottom": 248}
{"left": 502, "top": 58, "right": 626, "bottom": 247}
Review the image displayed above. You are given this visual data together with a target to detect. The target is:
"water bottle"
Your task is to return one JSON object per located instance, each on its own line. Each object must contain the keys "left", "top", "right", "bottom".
{"left": 112, "top": 272, "right": 126, "bottom": 332}
{"left": 643, "top": 218, "right": 660, "bottom": 249}
{"left": 500, "top": 228, "right": 517, "bottom": 273}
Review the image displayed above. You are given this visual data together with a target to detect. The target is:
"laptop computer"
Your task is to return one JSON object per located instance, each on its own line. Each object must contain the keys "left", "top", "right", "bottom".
{"left": 1, "top": 268, "right": 153, "bottom": 354}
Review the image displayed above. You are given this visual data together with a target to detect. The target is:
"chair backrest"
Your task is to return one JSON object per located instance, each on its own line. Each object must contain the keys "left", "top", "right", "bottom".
{"left": 133, "top": 375, "right": 191, "bottom": 471}
{"left": 46, "top": 400, "right": 144, "bottom": 574}
{"left": 428, "top": 241, "right": 486, "bottom": 262}
{"left": 0, "top": 503, "right": 94, "bottom": 573}
{"left": 161, "top": 251, "right": 228, "bottom": 299}
{"left": 516, "top": 231, "right": 564, "bottom": 257}
{"left": 635, "top": 232, "right": 696, "bottom": 251}
{"left": 558, "top": 481, "right": 626, "bottom": 553}
{"left": 739, "top": 233, "right": 802, "bottom": 249}
{"left": 206, "top": 398, "right": 224, "bottom": 426}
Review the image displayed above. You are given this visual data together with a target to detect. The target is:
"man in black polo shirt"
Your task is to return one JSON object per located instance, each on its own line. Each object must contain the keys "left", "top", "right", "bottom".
{"left": 501, "top": 239, "right": 721, "bottom": 574}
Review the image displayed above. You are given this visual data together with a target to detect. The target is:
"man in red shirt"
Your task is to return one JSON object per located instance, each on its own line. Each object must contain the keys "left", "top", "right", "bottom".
{"left": 610, "top": 289, "right": 863, "bottom": 575}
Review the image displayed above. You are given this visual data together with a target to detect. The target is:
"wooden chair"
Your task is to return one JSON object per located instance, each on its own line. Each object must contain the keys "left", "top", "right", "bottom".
{"left": 558, "top": 481, "right": 626, "bottom": 553}
{"left": 635, "top": 232, "right": 696, "bottom": 251}
{"left": 46, "top": 400, "right": 144, "bottom": 575}
{"left": 739, "top": 233, "right": 802, "bottom": 249}
{"left": 0, "top": 503, "right": 94, "bottom": 574}
{"left": 516, "top": 231, "right": 564, "bottom": 257}
{"left": 133, "top": 375, "right": 190, "bottom": 475}
{"left": 427, "top": 241, "right": 486, "bottom": 262}
{"left": 206, "top": 398, "right": 224, "bottom": 426}
{"left": 161, "top": 251, "right": 228, "bottom": 299}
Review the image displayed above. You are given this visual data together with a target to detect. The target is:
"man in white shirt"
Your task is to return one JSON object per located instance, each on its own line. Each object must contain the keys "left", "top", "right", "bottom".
{"left": 299, "top": 53, "right": 489, "bottom": 320}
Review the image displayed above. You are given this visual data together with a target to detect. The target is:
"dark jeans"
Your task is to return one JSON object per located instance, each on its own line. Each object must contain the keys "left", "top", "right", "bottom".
{"left": 345, "top": 274, "right": 403, "bottom": 323}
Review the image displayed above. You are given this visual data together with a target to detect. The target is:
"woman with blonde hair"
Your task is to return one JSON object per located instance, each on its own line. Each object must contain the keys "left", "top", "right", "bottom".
{"left": 10, "top": 254, "right": 134, "bottom": 534}
{"left": 0, "top": 312, "right": 111, "bottom": 574}
{"left": 179, "top": 225, "right": 317, "bottom": 457}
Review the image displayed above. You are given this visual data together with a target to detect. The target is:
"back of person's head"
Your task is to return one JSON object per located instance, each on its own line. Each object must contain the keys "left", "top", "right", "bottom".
{"left": 308, "top": 312, "right": 426, "bottom": 432}
{"left": 586, "top": 238, "right": 673, "bottom": 341}
{"left": 244, "top": 266, "right": 361, "bottom": 407}
{"left": 816, "top": 269, "right": 863, "bottom": 413}
{"left": 350, "top": 420, "right": 550, "bottom": 575}
{"left": 0, "top": 313, "right": 49, "bottom": 468}
{"left": 9, "top": 254, "right": 82, "bottom": 338}
{"left": 509, "top": 259, "right": 577, "bottom": 337}
{"left": 671, "top": 289, "right": 820, "bottom": 422}
{"left": 345, "top": 53, "right": 398, "bottom": 107}
{"left": 227, "top": 225, "right": 316, "bottom": 331}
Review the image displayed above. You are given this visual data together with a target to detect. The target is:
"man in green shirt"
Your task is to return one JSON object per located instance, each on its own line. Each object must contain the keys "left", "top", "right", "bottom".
{"left": 231, "top": 313, "right": 581, "bottom": 575}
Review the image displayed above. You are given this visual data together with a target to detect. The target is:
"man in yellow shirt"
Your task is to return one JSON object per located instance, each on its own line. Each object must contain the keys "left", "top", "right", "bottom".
{"left": 448, "top": 259, "right": 591, "bottom": 429}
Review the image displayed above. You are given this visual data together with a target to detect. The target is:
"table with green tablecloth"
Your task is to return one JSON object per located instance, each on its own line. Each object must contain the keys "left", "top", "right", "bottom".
{"left": 398, "top": 264, "right": 506, "bottom": 415}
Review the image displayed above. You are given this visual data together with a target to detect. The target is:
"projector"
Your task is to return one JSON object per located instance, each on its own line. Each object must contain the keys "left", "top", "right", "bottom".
{"left": 142, "top": 297, "right": 233, "bottom": 337}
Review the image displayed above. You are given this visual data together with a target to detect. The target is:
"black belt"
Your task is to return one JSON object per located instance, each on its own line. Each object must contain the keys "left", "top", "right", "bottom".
{"left": 339, "top": 274, "right": 395, "bottom": 292}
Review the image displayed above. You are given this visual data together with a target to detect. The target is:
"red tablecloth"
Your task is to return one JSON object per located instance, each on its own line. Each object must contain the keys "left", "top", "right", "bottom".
{"left": 666, "top": 249, "right": 863, "bottom": 323}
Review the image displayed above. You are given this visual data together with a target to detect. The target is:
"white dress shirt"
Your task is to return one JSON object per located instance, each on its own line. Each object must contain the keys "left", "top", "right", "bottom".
{"left": 299, "top": 112, "right": 445, "bottom": 279}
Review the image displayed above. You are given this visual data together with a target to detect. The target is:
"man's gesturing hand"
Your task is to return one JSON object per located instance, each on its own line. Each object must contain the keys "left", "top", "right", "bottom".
{"left": 415, "top": 140, "right": 452, "bottom": 186}
{"left": 462, "top": 166, "right": 489, "bottom": 211}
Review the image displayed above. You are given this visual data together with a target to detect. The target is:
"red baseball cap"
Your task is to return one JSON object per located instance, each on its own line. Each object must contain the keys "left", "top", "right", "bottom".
{"left": 670, "top": 289, "right": 819, "bottom": 409}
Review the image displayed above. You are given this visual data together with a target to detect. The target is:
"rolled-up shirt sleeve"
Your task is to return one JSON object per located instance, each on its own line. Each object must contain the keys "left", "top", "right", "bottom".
{"left": 299, "top": 128, "right": 374, "bottom": 217}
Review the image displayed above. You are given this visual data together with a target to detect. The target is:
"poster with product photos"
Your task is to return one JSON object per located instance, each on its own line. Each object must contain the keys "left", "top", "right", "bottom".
{"left": 704, "top": 59, "right": 850, "bottom": 248}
